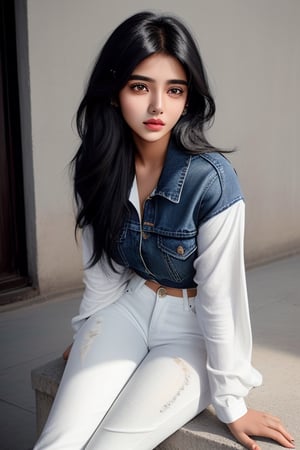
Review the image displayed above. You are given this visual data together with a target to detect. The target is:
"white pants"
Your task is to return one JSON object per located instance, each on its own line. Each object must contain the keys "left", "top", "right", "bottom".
{"left": 34, "top": 275, "right": 211, "bottom": 450}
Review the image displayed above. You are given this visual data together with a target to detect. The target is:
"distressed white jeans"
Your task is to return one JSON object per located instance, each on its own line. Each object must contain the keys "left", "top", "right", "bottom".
{"left": 34, "top": 275, "right": 211, "bottom": 450}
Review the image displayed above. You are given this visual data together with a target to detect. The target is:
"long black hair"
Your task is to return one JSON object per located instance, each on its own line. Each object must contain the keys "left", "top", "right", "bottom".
{"left": 71, "top": 11, "right": 218, "bottom": 268}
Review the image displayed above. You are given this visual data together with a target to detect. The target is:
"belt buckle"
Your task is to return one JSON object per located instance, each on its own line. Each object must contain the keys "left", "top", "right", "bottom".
{"left": 157, "top": 286, "right": 167, "bottom": 298}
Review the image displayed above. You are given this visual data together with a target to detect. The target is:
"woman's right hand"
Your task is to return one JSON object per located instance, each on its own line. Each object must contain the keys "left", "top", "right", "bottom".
{"left": 62, "top": 343, "right": 73, "bottom": 361}
{"left": 227, "top": 409, "right": 295, "bottom": 450}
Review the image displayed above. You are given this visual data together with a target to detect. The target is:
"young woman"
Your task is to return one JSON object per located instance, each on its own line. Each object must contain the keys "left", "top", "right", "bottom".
{"left": 34, "top": 11, "right": 294, "bottom": 450}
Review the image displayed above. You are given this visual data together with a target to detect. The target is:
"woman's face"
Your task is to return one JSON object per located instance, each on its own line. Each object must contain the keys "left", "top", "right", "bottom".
{"left": 119, "top": 53, "right": 188, "bottom": 147}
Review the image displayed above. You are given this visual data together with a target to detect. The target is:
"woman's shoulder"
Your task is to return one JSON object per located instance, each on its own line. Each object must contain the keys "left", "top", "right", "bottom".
{"left": 189, "top": 151, "right": 244, "bottom": 222}
{"left": 191, "top": 151, "right": 238, "bottom": 181}
{"left": 187, "top": 150, "right": 241, "bottom": 191}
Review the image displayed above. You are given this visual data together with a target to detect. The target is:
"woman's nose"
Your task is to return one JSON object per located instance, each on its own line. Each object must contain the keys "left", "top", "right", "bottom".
{"left": 148, "top": 105, "right": 163, "bottom": 115}
{"left": 148, "top": 93, "right": 163, "bottom": 115}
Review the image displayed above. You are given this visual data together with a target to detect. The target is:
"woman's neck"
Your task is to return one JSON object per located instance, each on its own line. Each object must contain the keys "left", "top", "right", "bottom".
{"left": 133, "top": 133, "right": 170, "bottom": 169}
{"left": 133, "top": 134, "right": 170, "bottom": 211}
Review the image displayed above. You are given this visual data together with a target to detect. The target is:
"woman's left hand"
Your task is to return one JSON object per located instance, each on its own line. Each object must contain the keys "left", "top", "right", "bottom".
{"left": 62, "top": 343, "right": 73, "bottom": 361}
{"left": 227, "top": 409, "right": 295, "bottom": 450}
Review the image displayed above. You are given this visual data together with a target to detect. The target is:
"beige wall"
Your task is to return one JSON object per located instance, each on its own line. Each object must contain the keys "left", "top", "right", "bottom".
{"left": 15, "top": 0, "right": 300, "bottom": 293}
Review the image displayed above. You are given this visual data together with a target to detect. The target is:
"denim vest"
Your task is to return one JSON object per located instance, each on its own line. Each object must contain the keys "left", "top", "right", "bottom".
{"left": 112, "top": 141, "right": 243, "bottom": 288}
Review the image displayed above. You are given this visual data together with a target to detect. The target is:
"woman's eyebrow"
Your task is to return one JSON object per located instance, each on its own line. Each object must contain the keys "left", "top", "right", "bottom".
{"left": 128, "top": 74, "right": 188, "bottom": 85}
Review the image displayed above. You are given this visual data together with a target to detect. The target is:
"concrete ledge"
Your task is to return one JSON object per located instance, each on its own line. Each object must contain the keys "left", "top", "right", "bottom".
{"left": 156, "top": 411, "right": 245, "bottom": 450}
{"left": 31, "top": 357, "right": 244, "bottom": 449}
{"left": 31, "top": 357, "right": 66, "bottom": 437}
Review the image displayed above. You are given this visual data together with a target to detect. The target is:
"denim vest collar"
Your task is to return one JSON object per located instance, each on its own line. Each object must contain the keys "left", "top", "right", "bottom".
{"left": 151, "top": 140, "right": 191, "bottom": 204}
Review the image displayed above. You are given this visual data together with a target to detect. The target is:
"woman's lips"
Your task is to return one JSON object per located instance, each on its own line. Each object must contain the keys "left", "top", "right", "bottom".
{"left": 143, "top": 119, "right": 165, "bottom": 131}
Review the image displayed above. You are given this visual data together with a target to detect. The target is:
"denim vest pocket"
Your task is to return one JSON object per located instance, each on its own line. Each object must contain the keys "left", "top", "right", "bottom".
{"left": 157, "top": 235, "right": 197, "bottom": 283}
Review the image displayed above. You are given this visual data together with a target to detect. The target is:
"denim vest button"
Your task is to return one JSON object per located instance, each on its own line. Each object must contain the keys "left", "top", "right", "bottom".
{"left": 142, "top": 232, "right": 149, "bottom": 240}
{"left": 176, "top": 245, "right": 185, "bottom": 255}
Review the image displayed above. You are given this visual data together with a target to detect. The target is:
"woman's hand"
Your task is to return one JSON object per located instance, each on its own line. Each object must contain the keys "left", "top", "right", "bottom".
{"left": 227, "top": 409, "right": 295, "bottom": 450}
{"left": 62, "top": 343, "right": 73, "bottom": 361}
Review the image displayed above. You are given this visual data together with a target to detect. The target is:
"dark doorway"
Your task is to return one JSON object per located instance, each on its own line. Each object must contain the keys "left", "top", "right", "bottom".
{"left": 0, "top": 0, "right": 30, "bottom": 301}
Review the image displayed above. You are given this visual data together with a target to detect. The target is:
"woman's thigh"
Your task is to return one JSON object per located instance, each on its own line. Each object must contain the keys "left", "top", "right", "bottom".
{"left": 86, "top": 340, "right": 210, "bottom": 450}
{"left": 34, "top": 302, "right": 149, "bottom": 449}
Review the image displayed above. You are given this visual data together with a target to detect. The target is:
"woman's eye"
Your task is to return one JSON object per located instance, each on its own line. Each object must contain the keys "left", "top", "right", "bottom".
{"left": 168, "top": 87, "right": 184, "bottom": 96}
{"left": 129, "top": 83, "right": 148, "bottom": 92}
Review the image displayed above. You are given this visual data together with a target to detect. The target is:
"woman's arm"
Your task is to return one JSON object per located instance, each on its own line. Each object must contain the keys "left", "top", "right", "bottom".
{"left": 63, "top": 226, "right": 133, "bottom": 359}
{"left": 194, "top": 201, "right": 294, "bottom": 449}
{"left": 71, "top": 226, "right": 133, "bottom": 336}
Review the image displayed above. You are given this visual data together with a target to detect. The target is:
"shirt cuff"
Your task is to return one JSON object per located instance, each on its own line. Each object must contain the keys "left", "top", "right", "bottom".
{"left": 213, "top": 396, "right": 248, "bottom": 424}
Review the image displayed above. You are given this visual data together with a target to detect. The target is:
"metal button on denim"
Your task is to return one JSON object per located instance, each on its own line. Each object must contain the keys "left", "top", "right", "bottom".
{"left": 157, "top": 287, "right": 167, "bottom": 297}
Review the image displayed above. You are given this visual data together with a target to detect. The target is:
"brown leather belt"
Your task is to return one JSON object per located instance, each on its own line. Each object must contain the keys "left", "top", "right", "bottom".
{"left": 145, "top": 279, "right": 197, "bottom": 298}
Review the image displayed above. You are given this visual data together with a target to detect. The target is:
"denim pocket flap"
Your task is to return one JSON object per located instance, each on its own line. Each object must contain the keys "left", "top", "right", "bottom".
{"left": 157, "top": 235, "right": 197, "bottom": 260}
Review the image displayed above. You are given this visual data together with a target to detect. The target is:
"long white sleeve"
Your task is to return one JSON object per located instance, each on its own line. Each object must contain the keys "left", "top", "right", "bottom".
{"left": 71, "top": 227, "right": 133, "bottom": 336}
{"left": 194, "top": 201, "right": 262, "bottom": 424}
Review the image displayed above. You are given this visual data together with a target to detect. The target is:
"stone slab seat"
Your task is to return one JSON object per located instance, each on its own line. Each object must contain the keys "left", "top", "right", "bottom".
{"left": 31, "top": 357, "right": 245, "bottom": 449}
